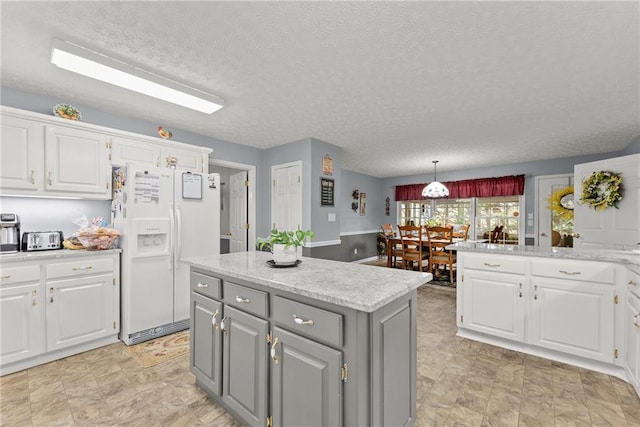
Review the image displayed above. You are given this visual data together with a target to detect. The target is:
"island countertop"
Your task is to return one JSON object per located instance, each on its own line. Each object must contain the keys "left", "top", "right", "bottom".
{"left": 448, "top": 242, "right": 640, "bottom": 272}
{"left": 183, "top": 251, "right": 432, "bottom": 312}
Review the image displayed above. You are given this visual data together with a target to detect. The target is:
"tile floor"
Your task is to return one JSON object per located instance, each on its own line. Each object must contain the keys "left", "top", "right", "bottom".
{"left": 1, "top": 285, "right": 639, "bottom": 426}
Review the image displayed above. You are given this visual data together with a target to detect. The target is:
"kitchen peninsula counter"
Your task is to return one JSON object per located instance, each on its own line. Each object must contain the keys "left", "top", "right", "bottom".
{"left": 451, "top": 241, "right": 639, "bottom": 396}
{"left": 183, "top": 251, "right": 431, "bottom": 427}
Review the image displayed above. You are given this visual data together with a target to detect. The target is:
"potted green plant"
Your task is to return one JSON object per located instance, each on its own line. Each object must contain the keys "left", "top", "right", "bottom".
{"left": 257, "top": 228, "right": 314, "bottom": 264}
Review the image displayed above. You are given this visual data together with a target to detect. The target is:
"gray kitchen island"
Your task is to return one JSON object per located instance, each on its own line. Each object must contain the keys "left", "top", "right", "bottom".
{"left": 183, "top": 251, "right": 432, "bottom": 427}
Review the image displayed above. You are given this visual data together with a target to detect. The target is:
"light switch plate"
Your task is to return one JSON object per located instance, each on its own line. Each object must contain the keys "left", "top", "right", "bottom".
{"left": 328, "top": 213, "right": 336, "bottom": 222}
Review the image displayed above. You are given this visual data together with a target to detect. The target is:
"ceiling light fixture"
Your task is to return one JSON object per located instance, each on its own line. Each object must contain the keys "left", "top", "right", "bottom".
{"left": 50, "top": 38, "right": 224, "bottom": 114}
{"left": 422, "top": 160, "right": 449, "bottom": 198}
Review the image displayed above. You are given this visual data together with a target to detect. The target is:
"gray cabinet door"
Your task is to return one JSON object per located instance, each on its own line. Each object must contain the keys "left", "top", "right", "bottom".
{"left": 371, "top": 294, "right": 416, "bottom": 427}
{"left": 271, "top": 326, "right": 343, "bottom": 427}
{"left": 191, "top": 292, "right": 222, "bottom": 396}
{"left": 222, "top": 305, "right": 268, "bottom": 426}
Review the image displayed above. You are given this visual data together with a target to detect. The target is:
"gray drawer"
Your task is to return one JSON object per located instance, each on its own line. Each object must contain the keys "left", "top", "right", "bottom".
{"left": 272, "top": 296, "right": 343, "bottom": 348}
{"left": 191, "top": 271, "right": 221, "bottom": 300}
{"left": 223, "top": 281, "right": 268, "bottom": 317}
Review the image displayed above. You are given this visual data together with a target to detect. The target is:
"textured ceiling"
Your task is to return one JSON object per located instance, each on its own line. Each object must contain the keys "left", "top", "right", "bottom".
{"left": 1, "top": 1, "right": 638, "bottom": 178}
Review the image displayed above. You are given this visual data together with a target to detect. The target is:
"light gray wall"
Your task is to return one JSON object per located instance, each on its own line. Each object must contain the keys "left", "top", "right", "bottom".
{"left": 340, "top": 169, "right": 384, "bottom": 233}
{"left": 310, "top": 139, "right": 343, "bottom": 244}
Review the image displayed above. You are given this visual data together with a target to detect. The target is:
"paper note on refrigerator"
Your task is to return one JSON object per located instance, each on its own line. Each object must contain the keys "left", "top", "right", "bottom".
{"left": 134, "top": 172, "right": 160, "bottom": 204}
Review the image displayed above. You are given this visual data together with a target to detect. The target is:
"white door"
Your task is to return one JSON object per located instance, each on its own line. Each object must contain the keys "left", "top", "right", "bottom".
{"left": 174, "top": 172, "right": 220, "bottom": 321}
{"left": 229, "top": 171, "right": 248, "bottom": 252}
{"left": 535, "top": 174, "right": 573, "bottom": 247}
{"left": 272, "top": 162, "right": 302, "bottom": 232}
{"left": 573, "top": 154, "right": 640, "bottom": 249}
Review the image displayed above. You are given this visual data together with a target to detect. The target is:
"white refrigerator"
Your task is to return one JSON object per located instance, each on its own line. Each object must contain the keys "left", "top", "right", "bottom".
{"left": 112, "top": 165, "right": 220, "bottom": 345}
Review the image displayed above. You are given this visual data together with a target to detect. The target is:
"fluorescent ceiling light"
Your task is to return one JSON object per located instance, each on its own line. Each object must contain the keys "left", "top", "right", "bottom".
{"left": 50, "top": 38, "right": 224, "bottom": 114}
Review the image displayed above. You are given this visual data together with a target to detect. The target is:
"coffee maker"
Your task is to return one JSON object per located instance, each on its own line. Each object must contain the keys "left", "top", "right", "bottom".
{"left": 0, "top": 213, "right": 20, "bottom": 253}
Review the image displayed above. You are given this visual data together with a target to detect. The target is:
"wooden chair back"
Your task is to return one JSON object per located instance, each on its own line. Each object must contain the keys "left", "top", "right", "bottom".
{"left": 450, "top": 224, "right": 470, "bottom": 240}
{"left": 398, "top": 224, "right": 428, "bottom": 271}
{"left": 426, "top": 226, "right": 457, "bottom": 282}
{"left": 489, "top": 225, "right": 505, "bottom": 243}
{"left": 381, "top": 223, "right": 394, "bottom": 237}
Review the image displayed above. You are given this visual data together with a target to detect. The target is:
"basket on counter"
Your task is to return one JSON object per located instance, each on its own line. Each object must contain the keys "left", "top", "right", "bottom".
{"left": 76, "top": 228, "right": 120, "bottom": 250}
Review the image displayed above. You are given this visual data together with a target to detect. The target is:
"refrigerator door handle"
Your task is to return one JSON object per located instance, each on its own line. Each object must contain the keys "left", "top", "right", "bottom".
{"left": 176, "top": 205, "right": 182, "bottom": 262}
{"left": 169, "top": 204, "right": 175, "bottom": 270}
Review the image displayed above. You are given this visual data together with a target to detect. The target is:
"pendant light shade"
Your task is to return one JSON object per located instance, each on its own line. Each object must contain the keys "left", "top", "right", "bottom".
{"left": 422, "top": 160, "right": 449, "bottom": 198}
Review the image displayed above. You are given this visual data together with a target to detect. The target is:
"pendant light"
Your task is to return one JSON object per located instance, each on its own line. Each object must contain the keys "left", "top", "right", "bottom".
{"left": 422, "top": 160, "right": 449, "bottom": 198}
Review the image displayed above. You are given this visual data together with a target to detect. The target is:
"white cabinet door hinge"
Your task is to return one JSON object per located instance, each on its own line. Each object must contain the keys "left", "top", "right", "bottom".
{"left": 245, "top": 180, "right": 250, "bottom": 187}
{"left": 460, "top": 315, "right": 464, "bottom": 323}
{"left": 266, "top": 416, "right": 273, "bottom": 427}
{"left": 614, "top": 295, "right": 619, "bottom": 304}
{"left": 614, "top": 349, "right": 619, "bottom": 359}
{"left": 266, "top": 331, "right": 272, "bottom": 344}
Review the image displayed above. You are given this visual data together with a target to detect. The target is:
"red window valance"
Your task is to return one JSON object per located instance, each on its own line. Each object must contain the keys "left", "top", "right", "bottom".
{"left": 395, "top": 175, "right": 525, "bottom": 201}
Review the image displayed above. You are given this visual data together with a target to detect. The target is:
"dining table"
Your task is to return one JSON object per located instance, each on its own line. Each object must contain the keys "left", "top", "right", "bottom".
{"left": 385, "top": 237, "right": 486, "bottom": 268}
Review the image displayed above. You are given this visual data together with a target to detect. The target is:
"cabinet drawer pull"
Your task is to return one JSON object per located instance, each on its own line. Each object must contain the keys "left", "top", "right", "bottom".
{"left": 270, "top": 337, "right": 279, "bottom": 364}
{"left": 559, "top": 270, "right": 581, "bottom": 275}
{"left": 483, "top": 263, "right": 500, "bottom": 268}
{"left": 293, "top": 314, "right": 314, "bottom": 326}
{"left": 197, "top": 282, "right": 208, "bottom": 288}
{"left": 211, "top": 310, "right": 219, "bottom": 329}
{"left": 635, "top": 314, "right": 640, "bottom": 329}
{"left": 629, "top": 280, "right": 639, "bottom": 286}
{"left": 0, "top": 275, "right": 10, "bottom": 279}
{"left": 72, "top": 266, "right": 93, "bottom": 271}
{"left": 30, "top": 169, "right": 36, "bottom": 184}
{"left": 220, "top": 316, "right": 228, "bottom": 334}
{"left": 235, "top": 296, "right": 250, "bottom": 304}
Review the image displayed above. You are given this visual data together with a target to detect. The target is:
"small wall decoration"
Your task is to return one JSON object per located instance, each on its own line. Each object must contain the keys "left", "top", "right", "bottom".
{"left": 359, "top": 192, "right": 366, "bottom": 216}
{"left": 580, "top": 170, "right": 623, "bottom": 210}
{"left": 320, "top": 178, "right": 334, "bottom": 206}
{"left": 53, "top": 104, "right": 82, "bottom": 121}
{"left": 548, "top": 186, "right": 574, "bottom": 221}
{"left": 385, "top": 197, "right": 390, "bottom": 216}
{"left": 322, "top": 155, "right": 333, "bottom": 176}
{"left": 352, "top": 189, "right": 359, "bottom": 212}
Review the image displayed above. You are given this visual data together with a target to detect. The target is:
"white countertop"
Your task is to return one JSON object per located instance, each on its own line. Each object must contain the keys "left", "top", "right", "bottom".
{"left": 183, "top": 251, "right": 432, "bottom": 312}
{"left": 449, "top": 242, "right": 640, "bottom": 271}
{"left": 0, "top": 248, "right": 121, "bottom": 262}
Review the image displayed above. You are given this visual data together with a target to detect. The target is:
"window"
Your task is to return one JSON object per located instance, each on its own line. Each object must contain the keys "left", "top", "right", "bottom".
{"left": 475, "top": 196, "right": 520, "bottom": 243}
{"left": 398, "top": 195, "right": 522, "bottom": 243}
{"left": 434, "top": 199, "right": 472, "bottom": 226}
{"left": 398, "top": 201, "right": 431, "bottom": 226}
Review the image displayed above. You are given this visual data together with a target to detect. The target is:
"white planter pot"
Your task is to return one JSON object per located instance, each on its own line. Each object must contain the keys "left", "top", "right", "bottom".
{"left": 272, "top": 243, "right": 298, "bottom": 264}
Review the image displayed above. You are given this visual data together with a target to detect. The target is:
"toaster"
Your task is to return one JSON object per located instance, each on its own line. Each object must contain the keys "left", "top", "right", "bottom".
{"left": 21, "top": 231, "right": 64, "bottom": 251}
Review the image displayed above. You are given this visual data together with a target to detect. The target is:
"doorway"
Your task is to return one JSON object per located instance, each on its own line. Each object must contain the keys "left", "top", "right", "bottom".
{"left": 535, "top": 174, "right": 574, "bottom": 247}
{"left": 209, "top": 159, "right": 256, "bottom": 253}
{"left": 271, "top": 161, "right": 302, "bottom": 232}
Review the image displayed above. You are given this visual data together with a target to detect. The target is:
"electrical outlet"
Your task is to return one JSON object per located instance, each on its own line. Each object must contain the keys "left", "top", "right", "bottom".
{"left": 354, "top": 248, "right": 358, "bottom": 254}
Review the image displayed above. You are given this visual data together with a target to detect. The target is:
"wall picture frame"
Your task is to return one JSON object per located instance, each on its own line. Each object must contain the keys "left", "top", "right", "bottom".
{"left": 320, "top": 177, "right": 334, "bottom": 206}
{"left": 359, "top": 192, "right": 366, "bottom": 216}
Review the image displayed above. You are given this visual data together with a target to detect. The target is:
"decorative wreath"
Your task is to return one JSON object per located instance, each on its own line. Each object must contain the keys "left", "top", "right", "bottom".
{"left": 548, "top": 186, "right": 574, "bottom": 221}
{"left": 580, "top": 170, "right": 623, "bottom": 210}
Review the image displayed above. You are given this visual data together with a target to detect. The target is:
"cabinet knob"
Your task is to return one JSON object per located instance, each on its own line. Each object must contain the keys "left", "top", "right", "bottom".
{"left": 293, "top": 314, "right": 314, "bottom": 326}
{"left": 270, "top": 337, "right": 279, "bottom": 364}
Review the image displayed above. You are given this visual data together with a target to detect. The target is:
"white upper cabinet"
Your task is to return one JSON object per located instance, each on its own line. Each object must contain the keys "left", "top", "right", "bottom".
{"left": 0, "top": 115, "right": 45, "bottom": 193}
{"left": 111, "top": 137, "right": 161, "bottom": 167}
{"left": 160, "top": 145, "right": 206, "bottom": 172}
{"left": 574, "top": 153, "right": 640, "bottom": 249}
{"left": 45, "top": 126, "right": 111, "bottom": 198}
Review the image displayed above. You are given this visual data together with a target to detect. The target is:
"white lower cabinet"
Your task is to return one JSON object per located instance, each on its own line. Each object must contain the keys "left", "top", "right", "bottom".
{"left": 0, "top": 264, "right": 44, "bottom": 366}
{"left": 462, "top": 270, "right": 526, "bottom": 341}
{"left": 529, "top": 278, "right": 614, "bottom": 363}
{"left": 0, "top": 252, "right": 120, "bottom": 375}
{"left": 624, "top": 270, "right": 640, "bottom": 395}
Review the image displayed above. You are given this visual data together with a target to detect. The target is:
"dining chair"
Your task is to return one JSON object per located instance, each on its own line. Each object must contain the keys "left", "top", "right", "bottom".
{"left": 451, "top": 224, "right": 470, "bottom": 241}
{"left": 426, "top": 226, "right": 456, "bottom": 282}
{"left": 381, "top": 224, "right": 402, "bottom": 268}
{"left": 489, "top": 225, "right": 505, "bottom": 243}
{"left": 398, "top": 224, "right": 429, "bottom": 272}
